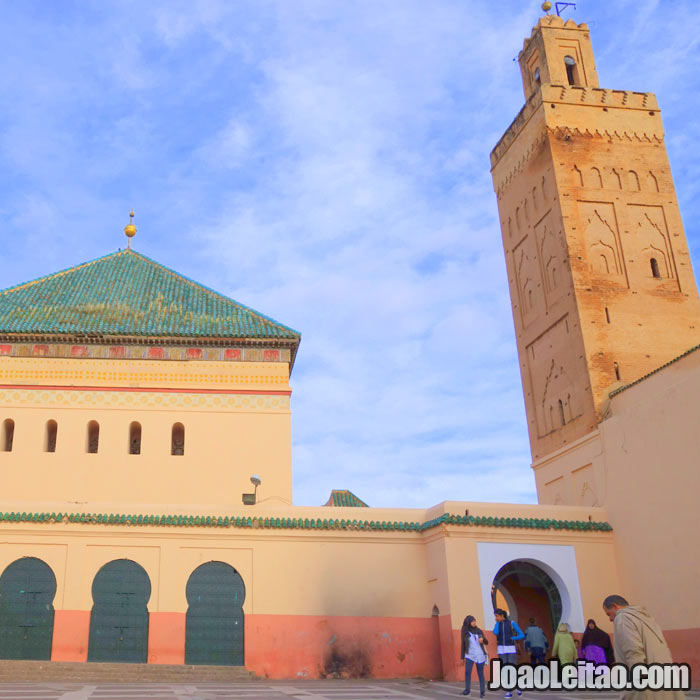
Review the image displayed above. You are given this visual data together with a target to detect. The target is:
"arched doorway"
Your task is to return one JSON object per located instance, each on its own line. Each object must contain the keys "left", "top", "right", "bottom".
{"left": 491, "top": 560, "right": 562, "bottom": 649}
{"left": 88, "top": 559, "right": 151, "bottom": 663}
{"left": 185, "top": 561, "right": 245, "bottom": 665}
{"left": 0, "top": 557, "right": 56, "bottom": 660}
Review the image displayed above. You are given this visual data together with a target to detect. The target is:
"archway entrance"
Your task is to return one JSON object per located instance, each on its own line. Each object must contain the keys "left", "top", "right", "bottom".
{"left": 185, "top": 561, "right": 245, "bottom": 665}
{"left": 0, "top": 557, "right": 56, "bottom": 660}
{"left": 88, "top": 559, "right": 151, "bottom": 663}
{"left": 491, "top": 560, "right": 562, "bottom": 651}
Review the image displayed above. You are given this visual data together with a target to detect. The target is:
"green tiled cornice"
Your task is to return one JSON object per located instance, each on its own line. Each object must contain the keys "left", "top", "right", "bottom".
{"left": 0, "top": 511, "right": 613, "bottom": 532}
{"left": 0, "top": 250, "right": 300, "bottom": 341}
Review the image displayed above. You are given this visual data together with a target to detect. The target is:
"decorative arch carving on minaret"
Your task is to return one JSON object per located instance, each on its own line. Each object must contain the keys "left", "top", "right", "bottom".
{"left": 629, "top": 206, "right": 680, "bottom": 287}
{"left": 647, "top": 170, "right": 659, "bottom": 192}
{"left": 581, "top": 204, "right": 627, "bottom": 284}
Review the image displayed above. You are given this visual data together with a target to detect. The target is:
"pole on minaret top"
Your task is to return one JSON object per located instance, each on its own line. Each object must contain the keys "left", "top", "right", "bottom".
{"left": 124, "top": 210, "right": 137, "bottom": 249}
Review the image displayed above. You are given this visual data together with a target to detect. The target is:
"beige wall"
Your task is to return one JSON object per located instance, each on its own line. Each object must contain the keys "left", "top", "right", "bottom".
{"left": 600, "top": 350, "right": 700, "bottom": 632}
{"left": 529, "top": 348, "right": 700, "bottom": 632}
{"left": 0, "top": 355, "right": 293, "bottom": 508}
{"left": 0, "top": 500, "right": 615, "bottom": 622}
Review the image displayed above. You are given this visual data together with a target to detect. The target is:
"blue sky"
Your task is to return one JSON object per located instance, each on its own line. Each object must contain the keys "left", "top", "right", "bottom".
{"left": 1, "top": 0, "right": 698, "bottom": 508}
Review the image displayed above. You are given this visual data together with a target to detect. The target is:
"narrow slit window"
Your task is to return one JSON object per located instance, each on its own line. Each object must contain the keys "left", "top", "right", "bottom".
{"left": 605, "top": 307, "right": 611, "bottom": 324}
{"left": 2, "top": 419, "right": 14, "bottom": 452}
{"left": 87, "top": 421, "right": 100, "bottom": 454}
{"left": 129, "top": 422, "right": 142, "bottom": 455}
{"left": 45, "top": 420, "right": 57, "bottom": 453}
{"left": 534, "top": 67, "right": 541, "bottom": 86}
{"left": 650, "top": 258, "right": 660, "bottom": 279}
{"left": 614, "top": 362, "right": 621, "bottom": 381}
{"left": 171, "top": 422, "right": 185, "bottom": 456}
{"left": 564, "top": 56, "right": 577, "bottom": 85}
{"left": 558, "top": 399, "right": 566, "bottom": 427}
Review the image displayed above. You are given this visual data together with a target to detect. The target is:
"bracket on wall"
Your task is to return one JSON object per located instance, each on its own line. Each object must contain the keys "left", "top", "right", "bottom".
{"left": 555, "top": 2, "right": 576, "bottom": 17}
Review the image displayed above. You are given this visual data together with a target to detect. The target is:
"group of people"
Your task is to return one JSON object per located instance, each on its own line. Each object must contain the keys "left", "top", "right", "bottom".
{"left": 460, "top": 595, "right": 683, "bottom": 699}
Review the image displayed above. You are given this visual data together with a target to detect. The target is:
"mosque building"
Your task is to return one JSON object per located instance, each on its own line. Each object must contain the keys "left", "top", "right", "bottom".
{"left": 0, "top": 9, "right": 697, "bottom": 683}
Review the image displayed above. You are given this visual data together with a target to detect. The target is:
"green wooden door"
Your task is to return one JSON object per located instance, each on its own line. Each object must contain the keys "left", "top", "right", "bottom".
{"left": 185, "top": 561, "right": 245, "bottom": 666}
{"left": 0, "top": 557, "right": 56, "bottom": 660}
{"left": 88, "top": 559, "right": 150, "bottom": 663}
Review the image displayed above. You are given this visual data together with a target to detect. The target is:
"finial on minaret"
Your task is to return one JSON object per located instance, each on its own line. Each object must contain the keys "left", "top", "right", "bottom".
{"left": 541, "top": 1, "right": 552, "bottom": 13}
{"left": 124, "top": 210, "right": 137, "bottom": 249}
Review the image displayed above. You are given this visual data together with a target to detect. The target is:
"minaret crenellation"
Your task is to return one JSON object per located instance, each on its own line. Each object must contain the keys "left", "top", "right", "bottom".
{"left": 490, "top": 13, "right": 700, "bottom": 485}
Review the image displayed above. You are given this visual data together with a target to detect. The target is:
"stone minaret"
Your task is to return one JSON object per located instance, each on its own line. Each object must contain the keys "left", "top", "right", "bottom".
{"left": 490, "top": 13, "right": 700, "bottom": 463}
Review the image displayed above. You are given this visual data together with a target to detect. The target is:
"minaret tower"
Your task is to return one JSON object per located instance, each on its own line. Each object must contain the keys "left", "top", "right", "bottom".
{"left": 491, "top": 10, "right": 700, "bottom": 467}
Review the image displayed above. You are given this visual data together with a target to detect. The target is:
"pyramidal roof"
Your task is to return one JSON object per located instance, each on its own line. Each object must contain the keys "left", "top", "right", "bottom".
{"left": 0, "top": 249, "right": 300, "bottom": 341}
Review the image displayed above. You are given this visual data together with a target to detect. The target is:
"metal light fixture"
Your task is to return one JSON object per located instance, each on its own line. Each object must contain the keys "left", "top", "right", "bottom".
{"left": 242, "top": 475, "right": 261, "bottom": 505}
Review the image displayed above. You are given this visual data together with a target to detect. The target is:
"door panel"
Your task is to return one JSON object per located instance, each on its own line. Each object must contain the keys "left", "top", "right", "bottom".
{"left": 185, "top": 561, "right": 245, "bottom": 666}
{"left": 88, "top": 559, "right": 151, "bottom": 663}
{"left": 0, "top": 557, "right": 56, "bottom": 660}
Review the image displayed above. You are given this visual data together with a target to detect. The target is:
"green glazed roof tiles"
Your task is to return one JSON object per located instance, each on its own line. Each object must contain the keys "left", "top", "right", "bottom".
{"left": 0, "top": 249, "right": 300, "bottom": 340}
{"left": 324, "top": 490, "right": 369, "bottom": 507}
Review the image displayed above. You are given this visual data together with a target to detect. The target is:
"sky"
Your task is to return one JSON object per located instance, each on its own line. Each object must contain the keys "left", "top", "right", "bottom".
{"left": 1, "top": 0, "right": 698, "bottom": 508}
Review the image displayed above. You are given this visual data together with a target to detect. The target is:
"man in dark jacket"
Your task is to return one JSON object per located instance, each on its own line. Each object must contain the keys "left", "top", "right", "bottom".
{"left": 524, "top": 617, "right": 548, "bottom": 665}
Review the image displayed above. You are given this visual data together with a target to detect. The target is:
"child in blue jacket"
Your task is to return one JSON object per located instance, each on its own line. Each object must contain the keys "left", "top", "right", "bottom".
{"left": 493, "top": 608, "right": 525, "bottom": 698}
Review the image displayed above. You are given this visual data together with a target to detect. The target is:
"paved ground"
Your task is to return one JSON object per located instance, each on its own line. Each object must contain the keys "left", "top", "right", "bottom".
{"left": 0, "top": 682, "right": 697, "bottom": 700}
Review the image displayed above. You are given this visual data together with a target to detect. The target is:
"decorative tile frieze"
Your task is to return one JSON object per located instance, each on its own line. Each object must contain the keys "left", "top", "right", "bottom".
{"left": 0, "top": 387, "right": 290, "bottom": 412}
{"left": 0, "top": 342, "right": 290, "bottom": 363}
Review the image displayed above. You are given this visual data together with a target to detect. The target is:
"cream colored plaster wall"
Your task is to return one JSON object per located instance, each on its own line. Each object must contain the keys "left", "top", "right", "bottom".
{"left": 0, "top": 355, "right": 293, "bottom": 508}
{"left": 0, "top": 501, "right": 615, "bottom": 622}
{"left": 598, "top": 350, "right": 700, "bottom": 631}
{"left": 532, "top": 429, "right": 605, "bottom": 506}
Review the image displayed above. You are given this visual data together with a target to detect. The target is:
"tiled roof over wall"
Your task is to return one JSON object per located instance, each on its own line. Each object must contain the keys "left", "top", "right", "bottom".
{"left": 0, "top": 250, "right": 300, "bottom": 341}
{"left": 324, "top": 490, "right": 369, "bottom": 507}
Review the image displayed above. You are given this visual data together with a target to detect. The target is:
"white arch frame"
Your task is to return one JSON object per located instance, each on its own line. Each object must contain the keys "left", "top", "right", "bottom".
{"left": 476, "top": 542, "right": 585, "bottom": 632}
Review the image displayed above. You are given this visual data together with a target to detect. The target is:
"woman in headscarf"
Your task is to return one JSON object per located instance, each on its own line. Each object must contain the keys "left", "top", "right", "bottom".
{"left": 461, "top": 615, "right": 488, "bottom": 697}
{"left": 551, "top": 622, "right": 577, "bottom": 665}
{"left": 581, "top": 618, "right": 614, "bottom": 664}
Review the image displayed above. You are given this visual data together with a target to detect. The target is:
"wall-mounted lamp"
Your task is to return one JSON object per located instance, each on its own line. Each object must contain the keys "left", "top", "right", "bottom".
{"left": 242, "top": 475, "right": 261, "bottom": 505}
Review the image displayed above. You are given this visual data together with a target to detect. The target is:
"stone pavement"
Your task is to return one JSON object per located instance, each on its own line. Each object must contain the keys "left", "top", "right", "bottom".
{"left": 0, "top": 682, "right": 698, "bottom": 700}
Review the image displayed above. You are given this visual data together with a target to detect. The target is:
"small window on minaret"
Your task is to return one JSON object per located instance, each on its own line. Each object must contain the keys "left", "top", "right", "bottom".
{"left": 87, "top": 421, "right": 100, "bottom": 454}
{"left": 171, "top": 422, "right": 185, "bottom": 456}
{"left": 614, "top": 362, "right": 621, "bottom": 381}
{"left": 2, "top": 419, "right": 14, "bottom": 452}
{"left": 564, "top": 56, "right": 577, "bottom": 85}
{"left": 45, "top": 420, "right": 57, "bottom": 453}
{"left": 129, "top": 421, "right": 142, "bottom": 455}
{"left": 534, "top": 67, "right": 541, "bottom": 86}
{"left": 650, "top": 258, "right": 661, "bottom": 278}
{"left": 558, "top": 399, "right": 566, "bottom": 427}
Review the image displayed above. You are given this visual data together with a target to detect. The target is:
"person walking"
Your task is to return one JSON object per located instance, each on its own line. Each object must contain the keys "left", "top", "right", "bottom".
{"left": 603, "top": 595, "right": 685, "bottom": 700}
{"left": 523, "top": 617, "right": 548, "bottom": 665}
{"left": 461, "top": 615, "right": 488, "bottom": 697}
{"left": 551, "top": 622, "right": 577, "bottom": 665}
{"left": 581, "top": 618, "right": 614, "bottom": 665}
{"left": 493, "top": 608, "right": 525, "bottom": 699}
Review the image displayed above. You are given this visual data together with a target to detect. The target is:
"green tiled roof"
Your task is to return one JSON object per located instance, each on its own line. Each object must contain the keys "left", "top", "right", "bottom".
{"left": 0, "top": 250, "right": 300, "bottom": 340}
{"left": 0, "top": 510, "right": 613, "bottom": 532}
{"left": 324, "top": 490, "right": 369, "bottom": 507}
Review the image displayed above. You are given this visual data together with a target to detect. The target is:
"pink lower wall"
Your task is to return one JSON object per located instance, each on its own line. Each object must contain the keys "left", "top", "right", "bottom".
{"left": 245, "top": 614, "right": 444, "bottom": 679}
{"left": 45, "top": 612, "right": 699, "bottom": 685}
{"left": 148, "top": 612, "right": 186, "bottom": 664}
{"left": 51, "top": 610, "right": 89, "bottom": 661}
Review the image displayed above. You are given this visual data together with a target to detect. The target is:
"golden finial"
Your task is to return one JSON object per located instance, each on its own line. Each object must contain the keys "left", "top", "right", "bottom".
{"left": 124, "top": 209, "right": 137, "bottom": 249}
{"left": 542, "top": 1, "right": 552, "bottom": 12}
